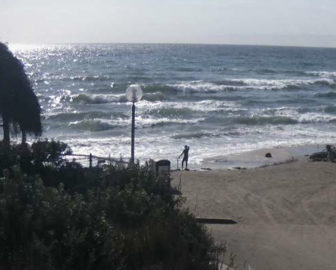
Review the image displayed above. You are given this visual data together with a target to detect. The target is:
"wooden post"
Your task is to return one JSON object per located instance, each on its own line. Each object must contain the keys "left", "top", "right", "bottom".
{"left": 89, "top": 153, "right": 92, "bottom": 168}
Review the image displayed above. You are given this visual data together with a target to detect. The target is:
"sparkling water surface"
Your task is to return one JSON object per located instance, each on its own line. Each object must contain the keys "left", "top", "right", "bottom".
{"left": 9, "top": 44, "right": 336, "bottom": 167}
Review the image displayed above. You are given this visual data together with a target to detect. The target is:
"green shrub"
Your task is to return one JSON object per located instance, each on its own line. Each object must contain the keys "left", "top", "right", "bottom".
{"left": 0, "top": 143, "right": 222, "bottom": 270}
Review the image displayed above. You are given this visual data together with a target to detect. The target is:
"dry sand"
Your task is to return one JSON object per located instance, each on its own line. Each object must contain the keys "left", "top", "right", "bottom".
{"left": 172, "top": 158, "right": 336, "bottom": 270}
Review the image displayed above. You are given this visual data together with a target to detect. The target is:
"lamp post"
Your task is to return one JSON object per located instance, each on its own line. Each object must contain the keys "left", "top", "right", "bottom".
{"left": 126, "top": 84, "right": 143, "bottom": 163}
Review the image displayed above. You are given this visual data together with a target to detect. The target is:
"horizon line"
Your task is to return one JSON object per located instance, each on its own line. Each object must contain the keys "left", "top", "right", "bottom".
{"left": 5, "top": 41, "right": 336, "bottom": 50}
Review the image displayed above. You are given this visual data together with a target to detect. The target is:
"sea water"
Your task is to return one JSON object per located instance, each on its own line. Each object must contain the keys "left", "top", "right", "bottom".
{"left": 9, "top": 44, "right": 336, "bottom": 167}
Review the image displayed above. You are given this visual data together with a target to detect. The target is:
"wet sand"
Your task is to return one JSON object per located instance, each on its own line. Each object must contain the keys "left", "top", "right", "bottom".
{"left": 172, "top": 157, "right": 336, "bottom": 270}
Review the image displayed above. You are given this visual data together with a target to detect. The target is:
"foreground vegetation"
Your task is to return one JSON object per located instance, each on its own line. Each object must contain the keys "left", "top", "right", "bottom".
{"left": 0, "top": 141, "right": 223, "bottom": 270}
{"left": 0, "top": 42, "right": 42, "bottom": 145}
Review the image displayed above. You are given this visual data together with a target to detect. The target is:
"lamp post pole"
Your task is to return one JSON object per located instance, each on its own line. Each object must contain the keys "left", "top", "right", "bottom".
{"left": 126, "top": 84, "right": 143, "bottom": 164}
{"left": 131, "top": 101, "right": 135, "bottom": 163}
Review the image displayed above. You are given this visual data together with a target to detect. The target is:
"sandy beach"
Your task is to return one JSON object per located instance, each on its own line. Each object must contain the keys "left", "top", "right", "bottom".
{"left": 172, "top": 156, "right": 336, "bottom": 270}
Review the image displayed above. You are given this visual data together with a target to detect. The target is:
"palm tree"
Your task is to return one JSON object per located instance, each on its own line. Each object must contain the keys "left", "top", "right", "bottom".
{"left": 0, "top": 42, "right": 42, "bottom": 144}
{"left": 16, "top": 90, "right": 42, "bottom": 144}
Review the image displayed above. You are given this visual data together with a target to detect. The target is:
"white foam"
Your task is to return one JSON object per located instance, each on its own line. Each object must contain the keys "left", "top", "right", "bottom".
{"left": 232, "top": 78, "right": 335, "bottom": 89}
{"left": 70, "top": 93, "right": 126, "bottom": 104}
{"left": 47, "top": 121, "right": 336, "bottom": 169}
{"left": 68, "top": 115, "right": 205, "bottom": 129}
{"left": 137, "top": 99, "right": 238, "bottom": 113}
{"left": 306, "top": 71, "right": 336, "bottom": 78}
{"left": 170, "top": 78, "right": 335, "bottom": 92}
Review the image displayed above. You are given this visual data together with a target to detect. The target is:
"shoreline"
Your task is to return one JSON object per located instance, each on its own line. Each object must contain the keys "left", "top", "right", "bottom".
{"left": 192, "top": 144, "right": 326, "bottom": 170}
{"left": 172, "top": 157, "right": 336, "bottom": 270}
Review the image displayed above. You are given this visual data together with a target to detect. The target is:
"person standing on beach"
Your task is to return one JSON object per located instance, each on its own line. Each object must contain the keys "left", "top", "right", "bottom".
{"left": 179, "top": 145, "right": 190, "bottom": 170}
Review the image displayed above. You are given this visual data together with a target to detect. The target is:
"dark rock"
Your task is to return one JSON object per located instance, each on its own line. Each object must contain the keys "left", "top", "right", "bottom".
{"left": 309, "top": 151, "right": 327, "bottom": 161}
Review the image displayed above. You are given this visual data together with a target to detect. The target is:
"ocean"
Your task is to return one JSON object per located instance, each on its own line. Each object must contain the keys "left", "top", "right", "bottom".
{"left": 9, "top": 43, "right": 336, "bottom": 167}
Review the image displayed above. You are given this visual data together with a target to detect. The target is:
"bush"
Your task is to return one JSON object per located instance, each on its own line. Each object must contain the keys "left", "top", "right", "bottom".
{"left": 0, "top": 143, "right": 222, "bottom": 270}
{"left": 0, "top": 140, "right": 72, "bottom": 175}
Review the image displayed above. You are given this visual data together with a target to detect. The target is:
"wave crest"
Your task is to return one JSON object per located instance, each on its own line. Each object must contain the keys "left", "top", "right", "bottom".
{"left": 169, "top": 78, "right": 336, "bottom": 93}
{"left": 305, "top": 71, "right": 336, "bottom": 78}
{"left": 235, "top": 116, "right": 298, "bottom": 125}
{"left": 68, "top": 120, "right": 116, "bottom": 131}
{"left": 72, "top": 94, "right": 127, "bottom": 104}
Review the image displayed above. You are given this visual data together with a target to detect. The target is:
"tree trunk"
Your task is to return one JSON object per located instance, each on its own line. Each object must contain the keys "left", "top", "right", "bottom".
{"left": 21, "top": 129, "right": 26, "bottom": 145}
{"left": 3, "top": 116, "right": 10, "bottom": 145}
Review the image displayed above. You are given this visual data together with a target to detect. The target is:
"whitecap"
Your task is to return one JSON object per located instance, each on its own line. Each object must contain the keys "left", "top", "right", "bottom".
{"left": 169, "top": 78, "right": 336, "bottom": 92}
{"left": 305, "top": 71, "right": 336, "bottom": 78}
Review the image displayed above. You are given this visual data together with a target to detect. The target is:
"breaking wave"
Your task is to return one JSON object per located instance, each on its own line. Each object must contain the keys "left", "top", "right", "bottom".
{"left": 68, "top": 120, "right": 116, "bottom": 132}
{"left": 72, "top": 94, "right": 127, "bottom": 104}
{"left": 305, "top": 71, "right": 336, "bottom": 78}
{"left": 72, "top": 92, "right": 166, "bottom": 104}
{"left": 169, "top": 78, "right": 336, "bottom": 92}
{"left": 138, "top": 117, "right": 205, "bottom": 128}
{"left": 52, "top": 74, "right": 112, "bottom": 82}
{"left": 67, "top": 116, "right": 205, "bottom": 132}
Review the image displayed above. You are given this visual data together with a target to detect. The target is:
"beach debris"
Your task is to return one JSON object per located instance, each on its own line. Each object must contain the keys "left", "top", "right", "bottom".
{"left": 265, "top": 152, "right": 272, "bottom": 158}
{"left": 196, "top": 217, "right": 237, "bottom": 225}
{"left": 309, "top": 144, "right": 336, "bottom": 162}
{"left": 309, "top": 151, "right": 327, "bottom": 161}
{"left": 233, "top": 166, "right": 246, "bottom": 170}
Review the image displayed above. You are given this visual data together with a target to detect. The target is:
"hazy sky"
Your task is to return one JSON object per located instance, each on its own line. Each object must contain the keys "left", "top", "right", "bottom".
{"left": 1, "top": 0, "right": 336, "bottom": 47}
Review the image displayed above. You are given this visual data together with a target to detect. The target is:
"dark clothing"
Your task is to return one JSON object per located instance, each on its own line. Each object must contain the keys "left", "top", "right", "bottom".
{"left": 182, "top": 147, "right": 189, "bottom": 160}
{"left": 180, "top": 146, "right": 190, "bottom": 170}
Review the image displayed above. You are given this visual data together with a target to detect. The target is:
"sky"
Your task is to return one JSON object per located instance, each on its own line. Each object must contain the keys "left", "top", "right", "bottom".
{"left": 1, "top": 0, "right": 336, "bottom": 47}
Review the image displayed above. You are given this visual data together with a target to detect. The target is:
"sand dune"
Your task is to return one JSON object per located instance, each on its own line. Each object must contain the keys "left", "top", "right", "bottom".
{"left": 172, "top": 158, "right": 336, "bottom": 270}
